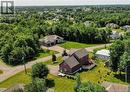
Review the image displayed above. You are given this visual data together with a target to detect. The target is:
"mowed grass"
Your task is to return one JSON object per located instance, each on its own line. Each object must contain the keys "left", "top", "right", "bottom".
{"left": 48, "top": 75, "right": 75, "bottom": 92}
{"left": 59, "top": 41, "right": 99, "bottom": 49}
{"left": 80, "top": 60, "right": 129, "bottom": 85}
{"left": 112, "top": 28, "right": 125, "bottom": 32}
{"left": 0, "top": 70, "right": 75, "bottom": 92}
{"left": 0, "top": 69, "right": 31, "bottom": 88}
{"left": 33, "top": 49, "right": 58, "bottom": 60}
{"left": 0, "top": 59, "right": 129, "bottom": 91}
{"left": 43, "top": 57, "right": 62, "bottom": 66}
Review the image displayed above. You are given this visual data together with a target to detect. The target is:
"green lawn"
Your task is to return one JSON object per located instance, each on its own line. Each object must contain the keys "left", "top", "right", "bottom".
{"left": 80, "top": 60, "right": 129, "bottom": 85}
{"left": 58, "top": 41, "right": 100, "bottom": 49}
{"left": 0, "top": 70, "right": 75, "bottom": 92}
{"left": 33, "top": 49, "right": 58, "bottom": 60}
{"left": 48, "top": 75, "right": 75, "bottom": 92}
{"left": 0, "top": 59, "right": 129, "bottom": 92}
{"left": 0, "top": 69, "right": 31, "bottom": 88}
{"left": 43, "top": 57, "right": 62, "bottom": 66}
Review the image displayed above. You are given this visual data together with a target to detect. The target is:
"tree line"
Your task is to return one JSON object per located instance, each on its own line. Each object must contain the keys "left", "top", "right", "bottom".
{"left": 110, "top": 38, "right": 130, "bottom": 83}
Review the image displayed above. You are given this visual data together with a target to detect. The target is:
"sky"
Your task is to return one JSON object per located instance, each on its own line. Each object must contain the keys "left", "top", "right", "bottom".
{"left": 13, "top": 0, "right": 130, "bottom": 6}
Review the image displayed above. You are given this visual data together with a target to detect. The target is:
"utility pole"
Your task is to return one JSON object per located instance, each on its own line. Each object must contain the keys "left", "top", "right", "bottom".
{"left": 125, "top": 65, "right": 127, "bottom": 82}
{"left": 22, "top": 57, "right": 27, "bottom": 74}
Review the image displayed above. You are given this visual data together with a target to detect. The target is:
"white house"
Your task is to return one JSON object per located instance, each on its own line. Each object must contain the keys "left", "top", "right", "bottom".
{"left": 95, "top": 49, "right": 110, "bottom": 60}
{"left": 110, "top": 31, "right": 120, "bottom": 39}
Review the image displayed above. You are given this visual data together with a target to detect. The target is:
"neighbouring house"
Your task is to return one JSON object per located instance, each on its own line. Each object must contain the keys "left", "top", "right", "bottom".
{"left": 95, "top": 49, "right": 110, "bottom": 60}
{"left": 106, "top": 23, "right": 119, "bottom": 29}
{"left": 101, "top": 81, "right": 130, "bottom": 92}
{"left": 59, "top": 49, "right": 96, "bottom": 74}
{"left": 39, "top": 35, "right": 64, "bottom": 47}
{"left": 72, "top": 49, "right": 89, "bottom": 65}
{"left": 110, "top": 31, "right": 120, "bottom": 39}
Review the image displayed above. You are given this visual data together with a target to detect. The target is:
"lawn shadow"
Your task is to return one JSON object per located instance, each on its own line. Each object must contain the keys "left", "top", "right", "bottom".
{"left": 46, "top": 79, "right": 55, "bottom": 88}
{"left": 114, "top": 73, "right": 125, "bottom": 82}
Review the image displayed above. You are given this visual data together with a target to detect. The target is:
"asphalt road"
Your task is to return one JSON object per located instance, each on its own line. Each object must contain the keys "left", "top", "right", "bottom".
{"left": 0, "top": 43, "right": 111, "bottom": 83}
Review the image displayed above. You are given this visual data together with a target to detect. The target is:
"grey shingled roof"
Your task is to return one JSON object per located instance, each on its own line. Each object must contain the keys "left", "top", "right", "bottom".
{"left": 68, "top": 49, "right": 78, "bottom": 55}
{"left": 64, "top": 56, "right": 80, "bottom": 68}
{"left": 45, "top": 35, "right": 63, "bottom": 42}
{"left": 39, "top": 35, "right": 63, "bottom": 43}
{"left": 74, "top": 49, "right": 88, "bottom": 59}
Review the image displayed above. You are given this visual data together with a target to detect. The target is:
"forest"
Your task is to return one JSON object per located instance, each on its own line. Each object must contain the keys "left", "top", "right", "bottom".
{"left": 0, "top": 5, "right": 130, "bottom": 65}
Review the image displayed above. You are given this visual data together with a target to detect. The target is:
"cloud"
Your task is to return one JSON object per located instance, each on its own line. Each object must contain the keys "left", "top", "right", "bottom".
{"left": 15, "top": 0, "right": 130, "bottom": 6}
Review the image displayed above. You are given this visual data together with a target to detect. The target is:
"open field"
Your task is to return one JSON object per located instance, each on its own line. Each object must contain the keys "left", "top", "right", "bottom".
{"left": 58, "top": 41, "right": 101, "bottom": 49}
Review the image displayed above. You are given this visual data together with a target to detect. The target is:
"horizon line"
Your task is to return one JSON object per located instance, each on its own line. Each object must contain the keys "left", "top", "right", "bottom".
{"left": 15, "top": 4, "right": 130, "bottom": 7}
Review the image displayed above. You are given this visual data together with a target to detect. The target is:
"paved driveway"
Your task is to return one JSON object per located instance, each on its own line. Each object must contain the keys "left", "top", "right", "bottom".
{"left": 0, "top": 53, "right": 61, "bottom": 83}
{"left": 41, "top": 45, "right": 69, "bottom": 53}
{"left": 48, "top": 65, "right": 59, "bottom": 76}
{"left": 85, "top": 44, "right": 112, "bottom": 52}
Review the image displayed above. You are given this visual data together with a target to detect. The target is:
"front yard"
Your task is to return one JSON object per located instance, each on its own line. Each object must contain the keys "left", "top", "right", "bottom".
{"left": 0, "top": 59, "right": 129, "bottom": 92}
{"left": 58, "top": 41, "right": 100, "bottom": 49}
{"left": 43, "top": 57, "right": 62, "bottom": 66}
{"left": 33, "top": 49, "right": 58, "bottom": 60}
{"left": 0, "top": 69, "right": 75, "bottom": 92}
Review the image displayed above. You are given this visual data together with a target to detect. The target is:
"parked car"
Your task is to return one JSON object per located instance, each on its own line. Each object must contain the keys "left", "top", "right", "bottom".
{"left": 58, "top": 73, "right": 66, "bottom": 77}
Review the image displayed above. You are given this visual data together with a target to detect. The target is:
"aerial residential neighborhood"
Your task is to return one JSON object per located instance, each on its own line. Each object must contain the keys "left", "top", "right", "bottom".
{"left": 1, "top": 1, "right": 130, "bottom": 92}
